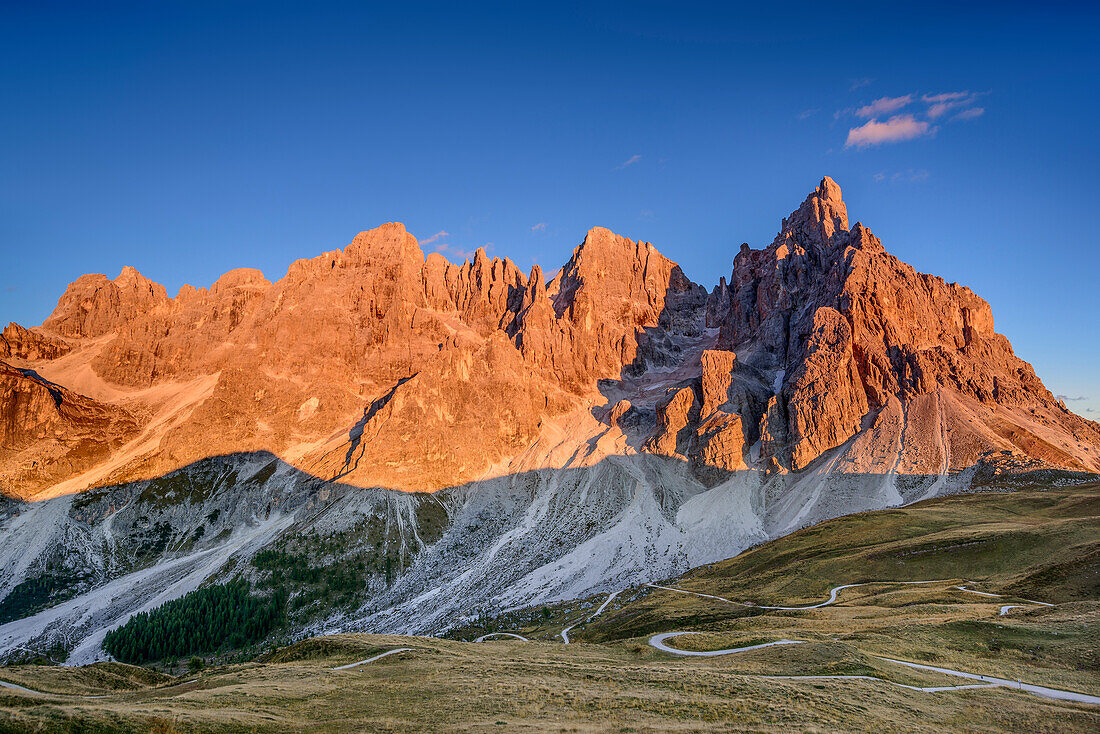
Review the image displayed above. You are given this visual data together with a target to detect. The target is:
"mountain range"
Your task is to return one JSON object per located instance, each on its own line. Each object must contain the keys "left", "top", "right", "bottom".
{"left": 1, "top": 177, "right": 1096, "bottom": 663}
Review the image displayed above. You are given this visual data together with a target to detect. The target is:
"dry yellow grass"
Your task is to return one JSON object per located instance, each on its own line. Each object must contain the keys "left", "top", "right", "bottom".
{"left": 2, "top": 623, "right": 1097, "bottom": 733}
{"left": 2, "top": 485, "right": 1097, "bottom": 732}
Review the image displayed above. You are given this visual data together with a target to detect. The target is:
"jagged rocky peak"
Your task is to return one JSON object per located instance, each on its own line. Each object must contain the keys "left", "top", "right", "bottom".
{"left": 0, "top": 322, "right": 70, "bottom": 361}
{"left": 779, "top": 175, "right": 850, "bottom": 249}
{"left": 703, "top": 176, "right": 1100, "bottom": 475}
{"left": 210, "top": 267, "right": 270, "bottom": 294}
{"left": 43, "top": 265, "right": 170, "bottom": 338}
{"left": 343, "top": 221, "right": 424, "bottom": 267}
{"left": 549, "top": 226, "right": 701, "bottom": 324}
{"left": 527, "top": 226, "right": 707, "bottom": 386}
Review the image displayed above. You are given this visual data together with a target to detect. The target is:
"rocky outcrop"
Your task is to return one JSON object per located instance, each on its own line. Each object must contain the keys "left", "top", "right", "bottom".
{"left": 0, "top": 361, "right": 140, "bottom": 499}
{"left": 43, "top": 266, "right": 170, "bottom": 339}
{"left": 646, "top": 350, "right": 750, "bottom": 476}
{"left": 784, "top": 307, "right": 868, "bottom": 469}
{"left": 0, "top": 323, "right": 70, "bottom": 361}
{"left": 515, "top": 227, "right": 707, "bottom": 388}
{"left": 645, "top": 387, "right": 700, "bottom": 459}
{"left": 693, "top": 410, "right": 746, "bottom": 474}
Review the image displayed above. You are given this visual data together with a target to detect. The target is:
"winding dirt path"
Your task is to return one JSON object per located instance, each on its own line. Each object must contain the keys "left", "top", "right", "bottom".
{"left": 561, "top": 589, "right": 622, "bottom": 644}
{"left": 648, "top": 579, "right": 1055, "bottom": 613}
{"left": 0, "top": 679, "right": 47, "bottom": 696}
{"left": 643, "top": 580, "right": 1096, "bottom": 705}
{"left": 0, "top": 677, "right": 196, "bottom": 699}
{"left": 474, "top": 632, "right": 529, "bottom": 642}
{"left": 332, "top": 648, "right": 412, "bottom": 670}
{"left": 646, "top": 579, "right": 950, "bottom": 610}
{"left": 956, "top": 584, "right": 1054, "bottom": 608}
{"left": 647, "top": 632, "right": 1100, "bottom": 705}
{"left": 649, "top": 633, "right": 803, "bottom": 656}
{"left": 761, "top": 673, "right": 1001, "bottom": 694}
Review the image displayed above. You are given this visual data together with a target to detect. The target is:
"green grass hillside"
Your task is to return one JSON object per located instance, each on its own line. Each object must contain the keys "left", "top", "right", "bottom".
{"left": 570, "top": 482, "right": 1099, "bottom": 644}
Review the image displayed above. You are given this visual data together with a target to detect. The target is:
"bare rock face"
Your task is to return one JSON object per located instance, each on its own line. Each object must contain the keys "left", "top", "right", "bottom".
{"left": 0, "top": 361, "right": 140, "bottom": 499}
{"left": 784, "top": 306, "right": 868, "bottom": 469}
{"left": 0, "top": 323, "right": 70, "bottom": 361}
{"left": 643, "top": 350, "right": 753, "bottom": 475}
{"left": 516, "top": 227, "right": 706, "bottom": 389}
{"left": 699, "top": 350, "right": 738, "bottom": 416}
{"left": 693, "top": 410, "right": 746, "bottom": 473}
{"left": 2, "top": 178, "right": 1097, "bottom": 501}
{"left": 608, "top": 399, "right": 633, "bottom": 428}
{"left": 43, "top": 266, "right": 170, "bottom": 338}
{"left": 645, "top": 386, "right": 700, "bottom": 459}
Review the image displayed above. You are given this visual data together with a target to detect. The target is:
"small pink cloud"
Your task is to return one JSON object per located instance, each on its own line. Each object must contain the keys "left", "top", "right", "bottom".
{"left": 873, "top": 169, "right": 930, "bottom": 183}
{"left": 420, "top": 230, "right": 449, "bottom": 246}
{"left": 856, "top": 95, "right": 913, "bottom": 118}
{"left": 923, "top": 91, "right": 970, "bottom": 104}
{"left": 923, "top": 91, "right": 983, "bottom": 119}
{"left": 615, "top": 154, "right": 642, "bottom": 170}
{"left": 845, "top": 115, "right": 934, "bottom": 148}
{"left": 434, "top": 242, "right": 476, "bottom": 262}
{"left": 927, "top": 103, "right": 950, "bottom": 118}
{"left": 953, "top": 107, "right": 985, "bottom": 121}
{"left": 531, "top": 222, "right": 547, "bottom": 232}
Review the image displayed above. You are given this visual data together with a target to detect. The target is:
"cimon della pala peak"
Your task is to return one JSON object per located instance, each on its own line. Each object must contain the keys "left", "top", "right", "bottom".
{"left": 1, "top": 177, "right": 1096, "bottom": 663}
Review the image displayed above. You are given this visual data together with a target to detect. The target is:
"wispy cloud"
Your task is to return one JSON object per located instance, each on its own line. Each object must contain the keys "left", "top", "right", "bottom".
{"left": 923, "top": 90, "right": 985, "bottom": 119}
{"left": 4, "top": 286, "right": 17, "bottom": 293}
{"left": 1057, "top": 394, "right": 1088, "bottom": 402}
{"left": 952, "top": 106, "right": 984, "bottom": 121}
{"left": 420, "top": 230, "right": 449, "bottom": 246}
{"left": 923, "top": 91, "right": 971, "bottom": 104}
{"left": 433, "top": 241, "right": 476, "bottom": 262}
{"left": 530, "top": 222, "right": 547, "bottom": 232}
{"left": 856, "top": 95, "right": 913, "bottom": 118}
{"left": 798, "top": 108, "right": 818, "bottom": 120}
{"left": 846, "top": 115, "right": 934, "bottom": 148}
{"left": 639, "top": 209, "right": 654, "bottom": 220}
{"left": 615, "top": 154, "right": 642, "bottom": 170}
{"left": 874, "top": 169, "right": 930, "bottom": 183}
{"left": 926, "top": 103, "right": 952, "bottom": 118}
{"left": 836, "top": 89, "right": 987, "bottom": 149}
{"left": 849, "top": 77, "right": 873, "bottom": 91}
{"left": 923, "top": 91, "right": 970, "bottom": 118}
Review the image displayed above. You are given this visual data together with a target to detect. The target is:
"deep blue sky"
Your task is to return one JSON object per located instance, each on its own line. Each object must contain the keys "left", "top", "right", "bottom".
{"left": 2, "top": 1, "right": 1097, "bottom": 416}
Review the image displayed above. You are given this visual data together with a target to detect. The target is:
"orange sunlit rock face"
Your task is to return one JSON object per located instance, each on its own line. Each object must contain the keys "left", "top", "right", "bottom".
{"left": 1, "top": 178, "right": 1097, "bottom": 500}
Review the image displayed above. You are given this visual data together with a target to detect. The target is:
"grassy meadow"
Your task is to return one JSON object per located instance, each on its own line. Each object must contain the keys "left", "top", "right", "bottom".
{"left": 1, "top": 483, "right": 1097, "bottom": 732}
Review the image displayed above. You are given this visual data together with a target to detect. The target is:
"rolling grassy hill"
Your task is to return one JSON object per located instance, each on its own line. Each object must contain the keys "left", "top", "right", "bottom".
{"left": 1, "top": 483, "right": 1097, "bottom": 732}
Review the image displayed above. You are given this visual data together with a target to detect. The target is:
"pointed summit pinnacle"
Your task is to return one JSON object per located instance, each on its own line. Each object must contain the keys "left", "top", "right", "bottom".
{"left": 779, "top": 176, "right": 850, "bottom": 247}
{"left": 818, "top": 176, "right": 843, "bottom": 203}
